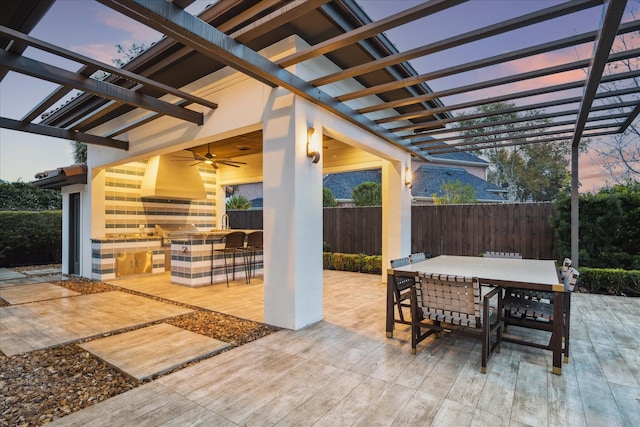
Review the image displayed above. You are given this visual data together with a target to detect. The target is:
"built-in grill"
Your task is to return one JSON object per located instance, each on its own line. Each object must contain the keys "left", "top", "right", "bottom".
{"left": 155, "top": 224, "right": 199, "bottom": 246}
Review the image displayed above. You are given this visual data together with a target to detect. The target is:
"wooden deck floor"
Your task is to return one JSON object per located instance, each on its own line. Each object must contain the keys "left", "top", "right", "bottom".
{"left": 48, "top": 270, "right": 639, "bottom": 426}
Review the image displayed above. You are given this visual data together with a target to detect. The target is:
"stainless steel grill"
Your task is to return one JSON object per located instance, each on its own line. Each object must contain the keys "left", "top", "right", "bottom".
{"left": 155, "top": 224, "right": 199, "bottom": 246}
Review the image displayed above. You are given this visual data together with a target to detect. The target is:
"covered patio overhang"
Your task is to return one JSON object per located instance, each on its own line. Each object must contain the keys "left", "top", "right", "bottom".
{"left": 2, "top": 0, "right": 638, "bottom": 328}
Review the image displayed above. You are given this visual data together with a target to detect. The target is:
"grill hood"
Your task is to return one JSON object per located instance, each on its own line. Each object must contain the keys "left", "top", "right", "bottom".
{"left": 140, "top": 151, "right": 207, "bottom": 200}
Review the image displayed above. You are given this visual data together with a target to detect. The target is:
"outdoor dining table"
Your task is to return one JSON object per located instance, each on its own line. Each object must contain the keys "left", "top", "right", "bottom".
{"left": 387, "top": 255, "right": 566, "bottom": 375}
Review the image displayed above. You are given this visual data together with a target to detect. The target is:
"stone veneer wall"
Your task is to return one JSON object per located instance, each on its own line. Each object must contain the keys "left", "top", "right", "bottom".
{"left": 104, "top": 160, "right": 217, "bottom": 234}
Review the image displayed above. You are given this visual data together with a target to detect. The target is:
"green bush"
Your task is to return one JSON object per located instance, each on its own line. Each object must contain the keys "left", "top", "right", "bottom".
{"left": 342, "top": 254, "right": 365, "bottom": 272}
{"left": 322, "top": 252, "right": 382, "bottom": 275}
{"left": 331, "top": 252, "right": 345, "bottom": 271}
{"left": 323, "top": 241, "right": 332, "bottom": 252}
{"left": 226, "top": 194, "right": 252, "bottom": 210}
{"left": 0, "top": 182, "right": 62, "bottom": 210}
{"left": 578, "top": 267, "right": 640, "bottom": 297}
{"left": 361, "top": 255, "right": 382, "bottom": 274}
{"left": 323, "top": 252, "right": 333, "bottom": 269}
{"left": 0, "top": 211, "right": 62, "bottom": 266}
{"left": 352, "top": 182, "right": 382, "bottom": 206}
{"left": 323, "top": 187, "right": 338, "bottom": 207}
{"left": 552, "top": 181, "right": 640, "bottom": 270}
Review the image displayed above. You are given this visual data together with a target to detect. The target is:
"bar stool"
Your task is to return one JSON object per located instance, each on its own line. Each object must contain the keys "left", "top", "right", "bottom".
{"left": 212, "top": 231, "right": 248, "bottom": 286}
{"left": 244, "top": 231, "right": 263, "bottom": 281}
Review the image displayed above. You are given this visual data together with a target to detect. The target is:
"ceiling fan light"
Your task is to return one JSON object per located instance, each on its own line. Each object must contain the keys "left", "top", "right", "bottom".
{"left": 204, "top": 159, "right": 213, "bottom": 165}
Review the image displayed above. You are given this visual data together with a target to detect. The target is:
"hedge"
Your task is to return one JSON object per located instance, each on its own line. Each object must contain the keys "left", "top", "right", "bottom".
{"left": 323, "top": 252, "right": 382, "bottom": 274}
{"left": 0, "top": 211, "right": 62, "bottom": 267}
{"left": 578, "top": 267, "right": 640, "bottom": 297}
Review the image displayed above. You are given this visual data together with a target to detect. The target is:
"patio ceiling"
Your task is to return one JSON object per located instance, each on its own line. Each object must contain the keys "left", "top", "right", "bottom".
{"left": 1, "top": 0, "right": 636, "bottom": 161}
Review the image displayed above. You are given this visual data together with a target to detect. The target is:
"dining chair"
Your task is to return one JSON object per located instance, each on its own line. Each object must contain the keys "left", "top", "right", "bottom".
{"left": 390, "top": 257, "right": 413, "bottom": 325}
{"left": 503, "top": 267, "right": 580, "bottom": 363}
{"left": 410, "top": 273, "right": 503, "bottom": 373}
{"left": 212, "top": 231, "right": 248, "bottom": 287}
{"left": 409, "top": 252, "right": 426, "bottom": 263}
{"left": 483, "top": 251, "right": 522, "bottom": 259}
{"left": 560, "top": 257, "right": 572, "bottom": 280}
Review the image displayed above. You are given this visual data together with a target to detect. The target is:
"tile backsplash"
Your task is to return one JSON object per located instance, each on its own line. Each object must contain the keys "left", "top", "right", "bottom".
{"left": 103, "top": 160, "right": 216, "bottom": 235}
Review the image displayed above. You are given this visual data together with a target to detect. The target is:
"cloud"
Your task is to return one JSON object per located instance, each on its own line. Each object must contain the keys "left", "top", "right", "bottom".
{"left": 96, "top": 10, "right": 161, "bottom": 46}
{"left": 578, "top": 145, "right": 617, "bottom": 193}
{"left": 69, "top": 43, "right": 120, "bottom": 65}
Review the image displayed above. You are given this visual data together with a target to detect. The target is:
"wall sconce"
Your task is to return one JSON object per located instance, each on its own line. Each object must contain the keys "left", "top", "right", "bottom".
{"left": 307, "top": 127, "right": 320, "bottom": 164}
{"left": 405, "top": 166, "right": 412, "bottom": 188}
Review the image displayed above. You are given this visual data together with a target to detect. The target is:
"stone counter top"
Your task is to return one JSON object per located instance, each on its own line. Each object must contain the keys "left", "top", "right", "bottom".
{"left": 170, "top": 229, "right": 261, "bottom": 242}
{"left": 91, "top": 235, "right": 162, "bottom": 243}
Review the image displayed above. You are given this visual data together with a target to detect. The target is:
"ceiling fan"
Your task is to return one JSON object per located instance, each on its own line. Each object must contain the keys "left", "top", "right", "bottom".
{"left": 173, "top": 143, "right": 246, "bottom": 169}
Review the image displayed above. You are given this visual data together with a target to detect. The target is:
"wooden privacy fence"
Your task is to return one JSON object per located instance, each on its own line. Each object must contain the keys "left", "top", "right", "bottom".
{"left": 228, "top": 202, "right": 557, "bottom": 260}
{"left": 411, "top": 203, "right": 556, "bottom": 260}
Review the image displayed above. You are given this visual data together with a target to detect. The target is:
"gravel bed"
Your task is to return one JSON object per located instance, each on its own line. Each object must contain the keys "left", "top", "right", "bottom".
{"left": 1, "top": 273, "right": 278, "bottom": 426}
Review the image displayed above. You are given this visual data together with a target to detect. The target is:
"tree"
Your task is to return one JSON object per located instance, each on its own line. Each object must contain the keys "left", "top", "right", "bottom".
{"left": 352, "top": 182, "right": 381, "bottom": 206}
{"left": 432, "top": 179, "right": 477, "bottom": 204}
{"left": 72, "top": 141, "right": 87, "bottom": 163}
{"left": 323, "top": 187, "right": 338, "bottom": 207}
{"left": 226, "top": 194, "right": 252, "bottom": 210}
{"left": 592, "top": 0, "right": 640, "bottom": 183}
{"left": 112, "top": 43, "right": 148, "bottom": 68}
{"left": 73, "top": 43, "right": 149, "bottom": 163}
{"left": 0, "top": 182, "right": 62, "bottom": 210}
{"left": 456, "top": 102, "right": 572, "bottom": 201}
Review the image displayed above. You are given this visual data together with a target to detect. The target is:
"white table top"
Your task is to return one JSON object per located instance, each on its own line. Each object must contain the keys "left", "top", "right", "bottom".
{"left": 392, "top": 255, "right": 562, "bottom": 289}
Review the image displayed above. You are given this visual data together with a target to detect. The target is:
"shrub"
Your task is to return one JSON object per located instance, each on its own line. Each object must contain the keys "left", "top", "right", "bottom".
{"left": 352, "top": 182, "right": 382, "bottom": 206}
{"left": 0, "top": 211, "right": 62, "bottom": 266}
{"left": 342, "top": 254, "right": 365, "bottom": 272}
{"left": 323, "top": 252, "right": 333, "bottom": 269}
{"left": 323, "top": 187, "right": 338, "bottom": 207}
{"left": 226, "top": 194, "right": 252, "bottom": 210}
{"left": 552, "top": 181, "right": 640, "bottom": 270}
{"left": 0, "top": 182, "right": 62, "bottom": 210}
{"left": 323, "top": 241, "right": 332, "bottom": 252}
{"left": 331, "top": 252, "right": 345, "bottom": 271}
{"left": 361, "top": 255, "right": 382, "bottom": 274}
{"left": 578, "top": 267, "right": 640, "bottom": 297}
{"left": 322, "top": 252, "right": 382, "bottom": 275}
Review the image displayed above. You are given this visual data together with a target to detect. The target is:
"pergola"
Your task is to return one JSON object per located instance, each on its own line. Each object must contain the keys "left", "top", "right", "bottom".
{"left": 1, "top": 0, "right": 639, "bottom": 267}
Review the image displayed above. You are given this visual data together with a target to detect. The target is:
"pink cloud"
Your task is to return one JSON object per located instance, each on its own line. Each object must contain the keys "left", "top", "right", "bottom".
{"left": 96, "top": 10, "right": 161, "bottom": 46}
{"left": 578, "top": 145, "right": 618, "bottom": 193}
{"left": 69, "top": 43, "right": 120, "bottom": 65}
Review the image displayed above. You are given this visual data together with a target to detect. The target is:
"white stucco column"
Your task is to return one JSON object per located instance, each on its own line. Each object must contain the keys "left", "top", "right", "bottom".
{"left": 381, "top": 157, "right": 412, "bottom": 282}
{"left": 262, "top": 90, "right": 323, "bottom": 329}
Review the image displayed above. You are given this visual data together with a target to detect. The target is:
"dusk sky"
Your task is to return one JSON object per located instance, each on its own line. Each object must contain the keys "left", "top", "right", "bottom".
{"left": 0, "top": 0, "right": 637, "bottom": 192}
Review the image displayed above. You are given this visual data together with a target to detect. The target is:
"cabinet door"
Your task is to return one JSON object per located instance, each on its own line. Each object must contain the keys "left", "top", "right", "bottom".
{"left": 135, "top": 251, "right": 153, "bottom": 274}
{"left": 116, "top": 252, "right": 135, "bottom": 277}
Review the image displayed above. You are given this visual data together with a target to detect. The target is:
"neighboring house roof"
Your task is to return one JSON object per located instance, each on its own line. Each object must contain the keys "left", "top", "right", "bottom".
{"left": 430, "top": 150, "right": 489, "bottom": 165}
{"left": 412, "top": 165, "right": 506, "bottom": 202}
{"left": 323, "top": 166, "right": 506, "bottom": 202}
{"left": 250, "top": 198, "right": 263, "bottom": 209}
{"left": 323, "top": 170, "right": 381, "bottom": 200}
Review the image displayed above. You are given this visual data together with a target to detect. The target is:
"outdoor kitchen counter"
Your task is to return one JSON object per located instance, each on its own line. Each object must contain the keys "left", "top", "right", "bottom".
{"left": 170, "top": 230, "right": 262, "bottom": 287}
{"left": 91, "top": 236, "right": 164, "bottom": 281}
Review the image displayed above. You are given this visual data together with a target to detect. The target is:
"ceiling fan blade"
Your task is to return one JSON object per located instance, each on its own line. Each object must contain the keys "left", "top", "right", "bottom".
{"left": 190, "top": 161, "right": 202, "bottom": 167}
{"left": 214, "top": 159, "right": 247, "bottom": 165}
{"left": 217, "top": 162, "right": 241, "bottom": 168}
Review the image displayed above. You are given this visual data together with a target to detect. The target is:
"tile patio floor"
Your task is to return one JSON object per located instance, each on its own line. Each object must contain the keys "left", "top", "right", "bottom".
{"left": 2, "top": 269, "right": 639, "bottom": 425}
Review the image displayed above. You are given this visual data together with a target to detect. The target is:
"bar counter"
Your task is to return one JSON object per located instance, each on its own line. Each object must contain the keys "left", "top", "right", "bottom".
{"left": 170, "top": 229, "right": 262, "bottom": 287}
